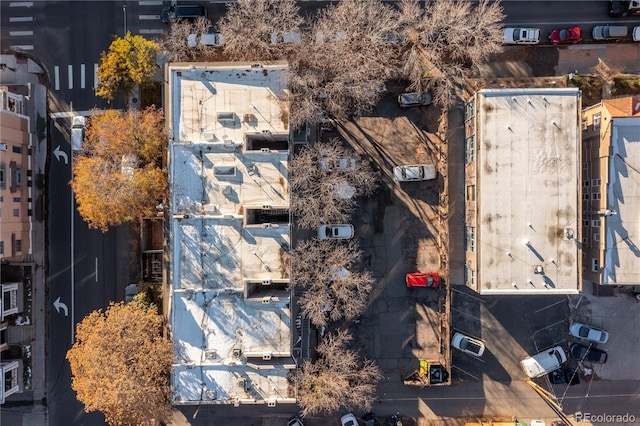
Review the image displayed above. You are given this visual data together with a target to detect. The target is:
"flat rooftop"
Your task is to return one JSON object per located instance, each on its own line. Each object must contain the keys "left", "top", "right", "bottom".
{"left": 475, "top": 88, "right": 581, "bottom": 294}
{"left": 603, "top": 117, "right": 640, "bottom": 284}
{"left": 167, "top": 62, "right": 294, "bottom": 405}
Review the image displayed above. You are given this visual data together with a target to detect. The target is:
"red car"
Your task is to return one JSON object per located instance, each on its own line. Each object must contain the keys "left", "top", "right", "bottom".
{"left": 406, "top": 272, "right": 441, "bottom": 288}
{"left": 549, "top": 26, "right": 582, "bottom": 45}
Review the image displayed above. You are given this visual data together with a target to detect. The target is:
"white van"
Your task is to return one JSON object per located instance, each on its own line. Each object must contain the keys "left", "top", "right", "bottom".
{"left": 520, "top": 346, "right": 567, "bottom": 378}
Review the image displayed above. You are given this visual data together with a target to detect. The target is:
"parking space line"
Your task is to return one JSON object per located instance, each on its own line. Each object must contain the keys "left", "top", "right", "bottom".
{"left": 451, "top": 287, "right": 486, "bottom": 303}
{"left": 9, "top": 16, "right": 33, "bottom": 22}
{"left": 451, "top": 307, "right": 481, "bottom": 321}
{"left": 9, "top": 30, "right": 33, "bottom": 36}
{"left": 534, "top": 299, "right": 566, "bottom": 313}
{"left": 9, "top": 2, "right": 33, "bottom": 7}
{"left": 451, "top": 364, "right": 481, "bottom": 381}
{"left": 532, "top": 319, "right": 566, "bottom": 336}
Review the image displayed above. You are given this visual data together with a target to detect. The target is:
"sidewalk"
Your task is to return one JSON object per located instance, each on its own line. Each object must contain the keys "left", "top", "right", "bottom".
{"left": 0, "top": 53, "right": 49, "bottom": 424}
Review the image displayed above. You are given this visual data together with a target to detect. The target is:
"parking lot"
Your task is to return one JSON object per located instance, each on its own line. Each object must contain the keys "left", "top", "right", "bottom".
{"left": 326, "top": 91, "right": 450, "bottom": 384}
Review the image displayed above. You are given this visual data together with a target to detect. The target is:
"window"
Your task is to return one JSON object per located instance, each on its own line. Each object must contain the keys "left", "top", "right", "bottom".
{"left": 592, "top": 193, "right": 601, "bottom": 200}
{"left": 12, "top": 208, "right": 19, "bottom": 217}
{"left": 464, "top": 99, "right": 475, "bottom": 122}
{"left": 583, "top": 162, "right": 588, "bottom": 170}
{"left": 465, "top": 226, "right": 475, "bottom": 252}
{"left": 465, "top": 136, "right": 475, "bottom": 164}
{"left": 12, "top": 146, "right": 22, "bottom": 154}
{"left": 465, "top": 267, "right": 476, "bottom": 286}
{"left": 12, "top": 197, "right": 20, "bottom": 202}
{"left": 0, "top": 241, "right": 3, "bottom": 255}
{"left": 15, "top": 239, "right": 21, "bottom": 252}
{"left": 466, "top": 185, "right": 476, "bottom": 201}
{"left": 594, "top": 233, "right": 600, "bottom": 242}
{"left": 581, "top": 118, "right": 587, "bottom": 130}
{"left": 0, "top": 163, "right": 5, "bottom": 189}
{"left": 15, "top": 167, "right": 22, "bottom": 188}
{"left": 591, "top": 220, "right": 600, "bottom": 227}
{"left": 591, "top": 178, "right": 601, "bottom": 186}
{"left": 593, "top": 113, "right": 601, "bottom": 130}
{"left": 583, "top": 219, "right": 589, "bottom": 226}
{"left": 591, "top": 258, "right": 599, "bottom": 272}
{"left": 583, "top": 180, "right": 589, "bottom": 187}
{"left": 583, "top": 193, "right": 590, "bottom": 200}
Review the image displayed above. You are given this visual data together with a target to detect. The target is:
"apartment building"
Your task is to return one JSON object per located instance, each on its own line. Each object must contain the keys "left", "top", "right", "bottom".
{"left": 165, "top": 62, "right": 297, "bottom": 406}
{"left": 463, "top": 88, "right": 582, "bottom": 294}
{"left": 581, "top": 96, "right": 640, "bottom": 293}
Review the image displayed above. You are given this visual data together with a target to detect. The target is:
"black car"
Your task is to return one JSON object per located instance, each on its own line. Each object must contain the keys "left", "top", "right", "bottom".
{"left": 609, "top": 0, "right": 640, "bottom": 17}
{"left": 570, "top": 344, "right": 608, "bottom": 363}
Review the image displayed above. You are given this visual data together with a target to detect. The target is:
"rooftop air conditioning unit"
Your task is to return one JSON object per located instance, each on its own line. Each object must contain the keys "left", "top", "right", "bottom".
{"left": 262, "top": 224, "right": 270, "bottom": 229}
{"left": 533, "top": 265, "right": 544, "bottom": 274}
{"left": 262, "top": 297, "right": 271, "bottom": 304}
{"left": 267, "top": 400, "right": 276, "bottom": 408}
{"left": 262, "top": 280, "right": 271, "bottom": 286}
{"left": 261, "top": 148, "right": 270, "bottom": 153}
{"left": 262, "top": 205, "right": 271, "bottom": 210}
{"left": 262, "top": 353, "right": 272, "bottom": 361}
{"left": 205, "top": 350, "right": 217, "bottom": 360}
{"left": 238, "top": 379, "right": 246, "bottom": 388}
{"left": 232, "top": 348, "right": 242, "bottom": 358}
{"left": 205, "top": 389, "right": 217, "bottom": 400}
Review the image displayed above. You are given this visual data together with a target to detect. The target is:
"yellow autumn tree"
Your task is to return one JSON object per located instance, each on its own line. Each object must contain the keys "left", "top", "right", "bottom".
{"left": 66, "top": 294, "right": 174, "bottom": 426}
{"left": 72, "top": 107, "right": 167, "bottom": 232}
{"left": 96, "top": 32, "right": 159, "bottom": 101}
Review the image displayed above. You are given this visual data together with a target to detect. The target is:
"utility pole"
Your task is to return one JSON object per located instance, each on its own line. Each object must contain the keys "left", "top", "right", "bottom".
{"left": 123, "top": 4, "right": 127, "bottom": 36}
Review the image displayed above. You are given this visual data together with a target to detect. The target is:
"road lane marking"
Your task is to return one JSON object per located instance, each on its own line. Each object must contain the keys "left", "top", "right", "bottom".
{"left": 139, "top": 14, "right": 160, "bottom": 20}
{"left": 9, "top": 45, "right": 34, "bottom": 50}
{"left": 54, "top": 66, "right": 60, "bottom": 90}
{"left": 9, "top": 16, "right": 33, "bottom": 22}
{"left": 94, "top": 63, "right": 98, "bottom": 89}
{"left": 9, "top": 30, "right": 33, "bottom": 36}
{"left": 95, "top": 257, "right": 98, "bottom": 283}
{"left": 9, "top": 2, "right": 33, "bottom": 7}
{"left": 80, "top": 64, "right": 85, "bottom": 89}
{"left": 68, "top": 64, "right": 73, "bottom": 89}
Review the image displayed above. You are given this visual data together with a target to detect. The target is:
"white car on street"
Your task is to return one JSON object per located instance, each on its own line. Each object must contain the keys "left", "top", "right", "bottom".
{"left": 71, "top": 115, "right": 86, "bottom": 151}
{"left": 393, "top": 164, "right": 436, "bottom": 182}
{"left": 451, "top": 332, "right": 486, "bottom": 357}
{"left": 569, "top": 322, "right": 609, "bottom": 344}
{"left": 318, "top": 224, "right": 354, "bottom": 240}
{"left": 503, "top": 27, "right": 540, "bottom": 44}
{"left": 340, "top": 413, "right": 358, "bottom": 426}
{"left": 633, "top": 26, "right": 640, "bottom": 41}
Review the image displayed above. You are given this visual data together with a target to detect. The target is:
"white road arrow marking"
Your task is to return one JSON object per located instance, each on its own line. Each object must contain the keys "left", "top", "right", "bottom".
{"left": 53, "top": 297, "right": 69, "bottom": 316}
{"left": 53, "top": 145, "right": 68, "bottom": 164}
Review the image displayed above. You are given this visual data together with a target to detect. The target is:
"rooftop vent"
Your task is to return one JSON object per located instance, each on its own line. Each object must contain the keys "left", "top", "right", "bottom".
{"left": 205, "top": 350, "right": 217, "bottom": 360}
{"left": 232, "top": 348, "right": 242, "bottom": 358}
{"left": 533, "top": 265, "right": 544, "bottom": 274}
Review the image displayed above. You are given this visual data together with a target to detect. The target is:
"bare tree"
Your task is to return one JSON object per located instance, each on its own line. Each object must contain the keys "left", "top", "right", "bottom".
{"left": 296, "top": 329, "right": 382, "bottom": 416}
{"left": 292, "top": 239, "right": 373, "bottom": 327}
{"left": 160, "top": 17, "right": 212, "bottom": 62}
{"left": 287, "top": 0, "right": 402, "bottom": 127}
{"left": 217, "top": 0, "right": 303, "bottom": 61}
{"left": 290, "top": 139, "right": 377, "bottom": 229}
{"left": 398, "top": 0, "right": 505, "bottom": 106}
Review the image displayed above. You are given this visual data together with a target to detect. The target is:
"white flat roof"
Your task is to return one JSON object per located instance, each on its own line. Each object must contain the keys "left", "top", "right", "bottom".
{"left": 167, "top": 62, "right": 293, "bottom": 405}
{"left": 603, "top": 117, "right": 640, "bottom": 284}
{"left": 476, "top": 88, "right": 581, "bottom": 294}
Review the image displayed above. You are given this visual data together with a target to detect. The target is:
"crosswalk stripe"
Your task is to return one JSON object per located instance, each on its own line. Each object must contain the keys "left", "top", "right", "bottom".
{"left": 9, "top": 30, "right": 34, "bottom": 36}
{"left": 54, "top": 66, "right": 60, "bottom": 90}
{"left": 94, "top": 63, "right": 98, "bottom": 89}
{"left": 9, "top": 16, "right": 33, "bottom": 22}
{"left": 10, "top": 44, "right": 33, "bottom": 50}
{"left": 80, "top": 64, "right": 86, "bottom": 89}
{"left": 9, "top": 2, "right": 33, "bottom": 7}
{"left": 68, "top": 65, "right": 73, "bottom": 89}
{"left": 138, "top": 0, "right": 163, "bottom": 5}
{"left": 139, "top": 14, "right": 160, "bottom": 20}
{"left": 51, "top": 109, "right": 122, "bottom": 118}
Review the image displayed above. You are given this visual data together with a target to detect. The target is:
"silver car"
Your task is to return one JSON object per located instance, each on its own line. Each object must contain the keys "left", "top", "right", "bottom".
{"left": 71, "top": 115, "right": 86, "bottom": 152}
{"left": 569, "top": 322, "right": 609, "bottom": 343}
{"left": 452, "top": 332, "right": 486, "bottom": 357}
{"left": 393, "top": 164, "right": 436, "bottom": 181}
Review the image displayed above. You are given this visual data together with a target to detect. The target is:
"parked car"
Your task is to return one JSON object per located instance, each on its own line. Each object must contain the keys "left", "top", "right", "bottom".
{"left": 451, "top": 332, "right": 485, "bottom": 356}
{"left": 319, "top": 156, "right": 355, "bottom": 172}
{"left": 187, "top": 33, "right": 224, "bottom": 47}
{"left": 71, "top": 115, "right": 86, "bottom": 151}
{"left": 398, "top": 92, "right": 432, "bottom": 107}
{"left": 341, "top": 413, "right": 359, "bottom": 426}
{"left": 317, "top": 224, "right": 354, "bottom": 240}
{"left": 161, "top": 5, "right": 206, "bottom": 23}
{"left": 406, "top": 272, "right": 441, "bottom": 288}
{"left": 633, "top": 26, "right": 640, "bottom": 41}
{"left": 502, "top": 27, "right": 540, "bottom": 44}
{"left": 520, "top": 346, "right": 567, "bottom": 378}
{"left": 530, "top": 421, "right": 546, "bottom": 426}
{"left": 592, "top": 25, "right": 628, "bottom": 41}
{"left": 570, "top": 344, "right": 608, "bottom": 363}
{"left": 569, "top": 322, "right": 609, "bottom": 343}
{"left": 271, "top": 32, "right": 301, "bottom": 44}
{"left": 609, "top": 0, "right": 640, "bottom": 16}
{"left": 393, "top": 164, "right": 436, "bottom": 181}
{"left": 125, "top": 283, "right": 139, "bottom": 302}
{"left": 549, "top": 26, "right": 582, "bottom": 44}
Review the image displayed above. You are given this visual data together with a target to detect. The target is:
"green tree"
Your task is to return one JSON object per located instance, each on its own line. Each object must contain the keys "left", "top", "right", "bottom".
{"left": 96, "top": 32, "right": 159, "bottom": 101}
{"left": 72, "top": 107, "right": 167, "bottom": 232}
{"left": 66, "top": 294, "right": 174, "bottom": 426}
